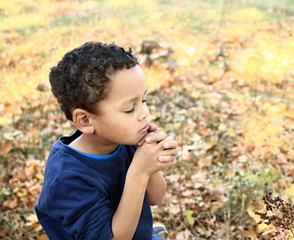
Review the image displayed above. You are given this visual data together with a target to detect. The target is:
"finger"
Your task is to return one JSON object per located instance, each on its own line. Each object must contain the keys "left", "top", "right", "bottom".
{"left": 145, "top": 131, "right": 167, "bottom": 143}
{"left": 137, "top": 124, "right": 158, "bottom": 146}
{"left": 160, "top": 148, "right": 178, "bottom": 157}
{"left": 162, "top": 139, "right": 178, "bottom": 149}
{"left": 158, "top": 156, "right": 176, "bottom": 163}
{"left": 137, "top": 137, "right": 145, "bottom": 146}
{"left": 148, "top": 124, "right": 158, "bottom": 133}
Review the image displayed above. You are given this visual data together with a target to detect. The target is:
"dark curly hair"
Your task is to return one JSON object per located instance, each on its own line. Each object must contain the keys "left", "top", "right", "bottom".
{"left": 49, "top": 41, "right": 139, "bottom": 120}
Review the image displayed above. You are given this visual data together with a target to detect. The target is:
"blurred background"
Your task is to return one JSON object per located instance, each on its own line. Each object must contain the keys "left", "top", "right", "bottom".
{"left": 0, "top": 0, "right": 293, "bottom": 239}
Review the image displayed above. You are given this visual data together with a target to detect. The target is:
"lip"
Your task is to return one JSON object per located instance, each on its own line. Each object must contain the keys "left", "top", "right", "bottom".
{"left": 139, "top": 123, "right": 150, "bottom": 133}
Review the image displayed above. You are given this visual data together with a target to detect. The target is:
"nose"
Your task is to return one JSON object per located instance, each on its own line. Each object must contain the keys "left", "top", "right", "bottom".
{"left": 138, "top": 104, "right": 149, "bottom": 121}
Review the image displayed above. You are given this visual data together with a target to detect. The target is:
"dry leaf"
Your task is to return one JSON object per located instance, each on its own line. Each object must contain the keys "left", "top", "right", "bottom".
{"left": 243, "top": 226, "right": 257, "bottom": 238}
{"left": 176, "top": 230, "right": 192, "bottom": 240}
{"left": 282, "top": 183, "right": 294, "bottom": 202}
{"left": 0, "top": 225, "right": 8, "bottom": 237}
{"left": 0, "top": 140, "right": 12, "bottom": 154}
{"left": 184, "top": 210, "right": 195, "bottom": 226}
{"left": 198, "top": 157, "right": 212, "bottom": 168}
{"left": 169, "top": 204, "right": 181, "bottom": 215}
{"left": 2, "top": 197, "right": 18, "bottom": 209}
{"left": 37, "top": 234, "right": 49, "bottom": 240}
{"left": 204, "top": 141, "right": 217, "bottom": 151}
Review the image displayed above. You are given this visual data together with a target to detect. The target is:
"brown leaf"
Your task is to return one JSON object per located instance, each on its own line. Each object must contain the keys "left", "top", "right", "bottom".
{"left": 0, "top": 140, "right": 12, "bottom": 154}
{"left": 0, "top": 225, "right": 8, "bottom": 237}
{"left": 37, "top": 234, "right": 49, "bottom": 240}
{"left": 169, "top": 204, "right": 181, "bottom": 215}
{"left": 243, "top": 226, "right": 257, "bottom": 238}
{"left": 197, "top": 126, "right": 212, "bottom": 136}
{"left": 198, "top": 157, "right": 212, "bottom": 168}
{"left": 2, "top": 197, "right": 18, "bottom": 209}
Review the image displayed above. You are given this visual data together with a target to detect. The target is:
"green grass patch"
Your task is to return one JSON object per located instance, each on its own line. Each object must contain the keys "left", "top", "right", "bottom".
{"left": 15, "top": 26, "right": 41, "bottom": 38}
{"left": 50, "top": 13, "right": 96, "bottom": 28}
{"left": 0, "top": 9, "right": 6, "bottom": 19}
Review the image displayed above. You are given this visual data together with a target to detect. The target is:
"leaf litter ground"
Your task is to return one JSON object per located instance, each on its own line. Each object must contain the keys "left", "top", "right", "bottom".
{"left": 0, "top": 1, "right": 294, "bottom": 239}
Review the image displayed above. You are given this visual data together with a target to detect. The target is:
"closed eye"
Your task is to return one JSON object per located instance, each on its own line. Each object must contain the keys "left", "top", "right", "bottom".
{"left": 124, "top": 97, "right": 147, "bottom": 114}
{"left": 125, "top": 107, "right": 135, "bottom": 114}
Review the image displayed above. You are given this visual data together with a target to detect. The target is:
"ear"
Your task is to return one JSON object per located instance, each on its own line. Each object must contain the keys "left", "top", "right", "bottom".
{"left": 72, "top": 108, "right": 94, "bottom": 135}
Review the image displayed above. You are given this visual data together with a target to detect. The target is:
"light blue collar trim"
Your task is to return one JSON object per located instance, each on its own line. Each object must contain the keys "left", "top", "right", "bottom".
{"left": 66, "top": 144, "right": 122, "bottom": 159}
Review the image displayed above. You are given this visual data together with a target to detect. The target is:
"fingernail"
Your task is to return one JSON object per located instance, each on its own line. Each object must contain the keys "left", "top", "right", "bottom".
{"left": 146, "top": 137, "right": 151, "bottom": 142}
{"left": 159, "top": 156, "right": 164, "bottom": 161}
{"left": 163, "top": 143, "right": 169, "bottom": 148}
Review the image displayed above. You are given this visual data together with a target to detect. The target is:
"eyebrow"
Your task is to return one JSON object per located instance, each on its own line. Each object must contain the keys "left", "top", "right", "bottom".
{"left": 121, "top": 90, "right": 148, "bottom": 106}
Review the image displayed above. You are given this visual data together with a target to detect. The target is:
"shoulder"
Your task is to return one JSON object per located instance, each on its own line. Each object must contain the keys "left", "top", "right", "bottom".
{"left": 43, "top": 140, "right": 109, "bottom": 191}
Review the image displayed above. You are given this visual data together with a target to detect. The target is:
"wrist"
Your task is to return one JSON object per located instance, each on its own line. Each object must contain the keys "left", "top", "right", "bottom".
{"left": 126, "top": 166, "right": 150, "bottom": 184}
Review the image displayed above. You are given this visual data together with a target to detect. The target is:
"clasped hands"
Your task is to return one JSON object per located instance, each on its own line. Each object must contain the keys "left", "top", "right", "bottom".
{"left": 137, "top": 124, "right": 178, "bottom": 164}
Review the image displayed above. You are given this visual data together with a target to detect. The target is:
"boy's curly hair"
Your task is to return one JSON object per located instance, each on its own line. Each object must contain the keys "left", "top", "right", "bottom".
{"left": 49, "top": 41, "right": 139, "bottom": 120}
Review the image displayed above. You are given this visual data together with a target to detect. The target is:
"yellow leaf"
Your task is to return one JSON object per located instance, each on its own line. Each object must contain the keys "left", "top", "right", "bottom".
{"left": 184, "top": 210, "right": 195, "bottom": 226}
{"left": 282, "top": 183, "right": 294, "bottom": 202}
{"left": 204, "top": 141, "right": 217, "bottom": 151}
{"left": 25, "top": 213, "right": 38, "bottom": 227}
{"left": 228, "top": 8, "right": 264, "bottom": 21}
{"left": 247, "top": 202, "right": 264, "bottom": 223}
{"left": 17, "top": 188, "right": 28, "bottom": 198}
{"left": 257, "top": 223, "right": 275, "bottom": 235}
{"left": 243, "top": 226, "right": 257, "bottom": 238}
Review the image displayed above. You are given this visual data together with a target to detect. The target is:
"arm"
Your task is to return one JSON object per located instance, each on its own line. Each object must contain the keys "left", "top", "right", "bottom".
{"left": 146, "top": 140, "right": 177, "bottom": 206}
{"left": 111, "top": 140, "right": 176, "bottom": 240}
{"left": 111, "top": 170, "right": 149, "bottom": 240}
{"left": 147, "top": 171, "right": 167, "bottom": 206}
{"left": 139, "top": 128, "right": 178, "bottom": 206}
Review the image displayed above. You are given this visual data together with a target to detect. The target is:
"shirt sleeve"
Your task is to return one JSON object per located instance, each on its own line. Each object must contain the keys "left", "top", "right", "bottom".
{"left": 44, "top": 177, "right": 114, "bottom": 240}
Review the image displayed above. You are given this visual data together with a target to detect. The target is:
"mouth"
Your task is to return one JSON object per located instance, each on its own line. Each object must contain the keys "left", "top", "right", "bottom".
{"left": 139, "top": 123, "right": 150, "bottom": 133}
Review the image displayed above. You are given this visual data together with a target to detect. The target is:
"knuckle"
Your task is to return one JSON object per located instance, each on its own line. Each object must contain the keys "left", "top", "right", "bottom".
{"left": 160, "top": 131, "right": 167, "bottom": 137}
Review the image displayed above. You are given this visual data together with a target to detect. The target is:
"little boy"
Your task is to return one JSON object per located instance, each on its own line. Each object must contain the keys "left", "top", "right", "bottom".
{"left": 35, "top": 41, "right": 177, "bottom": 240}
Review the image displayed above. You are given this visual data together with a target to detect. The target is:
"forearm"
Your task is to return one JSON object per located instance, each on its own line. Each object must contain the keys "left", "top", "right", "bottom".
{"left": 146, "top": 171, "right": 167, "bottom": 206}
{"left": 111, "top": 170, "right": 149, "bottom": 240}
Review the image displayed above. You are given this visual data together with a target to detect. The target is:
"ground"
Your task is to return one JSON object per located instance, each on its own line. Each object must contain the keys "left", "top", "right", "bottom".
{"left": 0, "top": 0, "right": 294, "bottom": 239}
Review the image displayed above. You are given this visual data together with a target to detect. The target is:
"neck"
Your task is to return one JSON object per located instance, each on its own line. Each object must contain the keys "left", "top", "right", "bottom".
{"left": 69, "top": 133, "right": 119, "bottom": 155}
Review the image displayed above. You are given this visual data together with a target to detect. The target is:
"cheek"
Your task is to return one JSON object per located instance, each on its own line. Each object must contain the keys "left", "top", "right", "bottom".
{"left": 120, "top": 116, "right": 138, "bottom": 131}
{"left": 107, "top": 114, "right": 138, "bottom": 132}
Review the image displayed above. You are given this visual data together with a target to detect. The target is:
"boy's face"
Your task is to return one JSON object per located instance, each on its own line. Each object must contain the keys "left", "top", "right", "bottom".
{"left": 90, "top": 65, "right": 150, "bottom": 147}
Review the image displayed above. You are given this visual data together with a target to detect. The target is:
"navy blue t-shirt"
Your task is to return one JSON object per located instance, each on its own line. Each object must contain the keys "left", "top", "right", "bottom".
{"left": 35, "top": 130, "right": 153, "bottom": 240}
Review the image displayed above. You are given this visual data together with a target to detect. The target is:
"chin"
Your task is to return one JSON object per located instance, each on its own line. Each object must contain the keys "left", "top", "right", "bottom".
{"left": 118, "top": 134, "right": 145, "bottom": 146}
{"left": 128, "top": 137, "right": 142, "bottom": 146}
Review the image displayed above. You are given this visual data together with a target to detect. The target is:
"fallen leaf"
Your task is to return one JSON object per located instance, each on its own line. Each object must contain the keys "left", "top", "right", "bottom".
{"left": 25, "top": 213, "right": 38, "bottom": 227}
{"left": 184, "top": 210, "right": 195, "bottom": 226}
{"left": 169, "top": 204, "right": 181, "bottom": 215}
{"left": 204, "top": 141, "right": 217, "bottom": 151}
{"left": 243, "top": 226, "right": 257, "bottom": 238}
{"left": 176, "top": 230, "right": 192, "bottom": 240}
{"left": 2, "top": 197, "right": 18, "bottom": 209}
{"left": 282, "top": 183, "right": 294, "bottom": 201}
{"left": 0, "top": 225, "right": 8, "bottom": 237}
{"left": 0, "top": 140, "right": 12, "bottom": 154}
{"left": 198, "top": 157, "right": 212, "bottom": 168}
{"left": 37, "top": 234, "right": 49, "bottom": 240}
